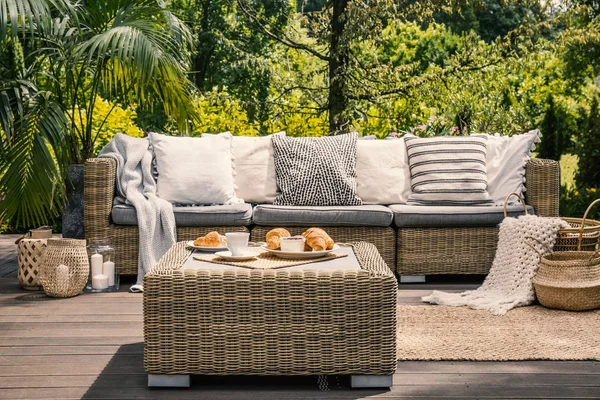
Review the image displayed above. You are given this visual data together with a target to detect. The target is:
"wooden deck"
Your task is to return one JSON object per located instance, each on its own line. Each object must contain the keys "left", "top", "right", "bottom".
{"left": 1, "top": 235, "right": 599, "bottom": 399}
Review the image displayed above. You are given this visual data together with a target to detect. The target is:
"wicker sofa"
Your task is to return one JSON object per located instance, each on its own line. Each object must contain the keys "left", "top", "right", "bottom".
{"left": 84, "top": 154, "right": 559, "bottom": 279}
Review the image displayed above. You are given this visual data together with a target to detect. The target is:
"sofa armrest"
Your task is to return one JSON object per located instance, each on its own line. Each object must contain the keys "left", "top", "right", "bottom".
{"left": 525, "top": 158, "right": 560, "bottom": 217}
{"left": 84, "top": 158, "right": 117, "bottom": 239}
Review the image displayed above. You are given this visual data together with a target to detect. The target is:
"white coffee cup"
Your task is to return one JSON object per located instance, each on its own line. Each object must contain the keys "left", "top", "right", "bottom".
{"left": 225, "top": 232, "right": 250, "bottom": 256}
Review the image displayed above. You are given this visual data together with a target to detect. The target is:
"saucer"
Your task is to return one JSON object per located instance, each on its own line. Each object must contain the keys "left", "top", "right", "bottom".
{"left": 186, "top": 240, "right": 227, "bottom": 252}
{"left": 214, "top": 251, "right": 257, "bottom": 261}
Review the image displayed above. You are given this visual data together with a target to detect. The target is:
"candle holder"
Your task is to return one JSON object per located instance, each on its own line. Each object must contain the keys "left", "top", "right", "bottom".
{"left": 84, "top": 238, "right": 120, "bottom": 293}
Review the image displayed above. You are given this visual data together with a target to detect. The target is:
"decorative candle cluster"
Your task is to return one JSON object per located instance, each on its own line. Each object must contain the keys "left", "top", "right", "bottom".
{"left": 90, "top": 252, "right": 115, "bottom": 290}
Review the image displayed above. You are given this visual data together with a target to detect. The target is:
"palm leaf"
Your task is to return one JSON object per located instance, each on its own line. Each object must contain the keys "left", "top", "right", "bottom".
{"left": 0, "top": 0, "right": 74, "bottom": 41}
{"left": 0, "top": 89, "right": 67, "bottom": 228}
{"left": 75, "top": 0, "right": 197, "bottom": 132}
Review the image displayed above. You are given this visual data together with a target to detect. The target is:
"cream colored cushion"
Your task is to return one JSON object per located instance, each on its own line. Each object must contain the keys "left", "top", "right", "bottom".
{"left": 356, "top": 139, "right": 410, "bottom": 205}
{"left": 232, "top": 133, "right": 284, "bottom": 204}
{"left": 150, "top": 132, "right": 242, "bottom": 205}
{"left": 483, "top": 130, "right": 541, "bottom": 205}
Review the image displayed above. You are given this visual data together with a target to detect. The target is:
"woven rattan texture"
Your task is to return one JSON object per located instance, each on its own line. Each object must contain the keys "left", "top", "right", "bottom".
{"left": 554, "top": 224, "right": 600, "bottom": 252}
{"left": 38, "top": 239, "right": 89, "bottom": 298}
{"left": 17, "top": 238, "right": 47, "bottom": 290}
{"left": 144, "top": 241, "right": 397, "bottom": 375}
{"left": 397, "top": 227, "right": 498, "bottom": 275}
{"left": 251, "top": 226, "right": 396, "bottom": 270}
{"left": 533, "top": 251, "right": 600, "bottom": 311}
{"left": 192, "top": 251, "right": 348, "bottom": 269}
{"left": 525, "top": 158, "right": 560, "bottom": 217}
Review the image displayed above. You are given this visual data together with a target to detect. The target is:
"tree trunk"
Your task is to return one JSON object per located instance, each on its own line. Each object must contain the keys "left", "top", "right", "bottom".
{"left": 328, "top": 0, "right": 349, "bottom": 134}
{"left": 194, "top": 0, "right": 215, "bottom": 89}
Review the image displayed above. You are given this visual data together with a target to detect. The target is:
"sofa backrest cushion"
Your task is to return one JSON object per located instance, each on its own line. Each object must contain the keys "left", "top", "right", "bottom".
{"left": 149, "top": 132, "right": 242, "bottom": 205}
{"left": 483, "top": 129, "right": 541, "bottom": 205}
{"left": 272, "top": 133, "right": 362, "bottom": 206}
{"left": 405, "top": 135, "right": 494, "bottom": 206}
{"left": 356, "top": 139, "right": 410, "bottom": 204}
{"left": 232, "top": 134, "right": 283, "bottom": 204}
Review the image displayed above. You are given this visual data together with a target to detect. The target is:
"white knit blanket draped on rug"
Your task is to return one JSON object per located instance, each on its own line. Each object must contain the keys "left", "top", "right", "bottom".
{"left": 422, "top": 215, "right": 568, "bottom": 315}
{"left": 99, "top": 134, "right": 176, "bottom": 292}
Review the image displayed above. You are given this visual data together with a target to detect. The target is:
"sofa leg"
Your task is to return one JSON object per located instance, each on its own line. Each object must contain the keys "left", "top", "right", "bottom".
{"left": 148, "top": 374, "right": 190, "bottom": 387}
{"left": 350, "top": 374, "right": 393, "bottom": 388}
{"left": 400, "top": 275, "right": 426, "bottom": 283}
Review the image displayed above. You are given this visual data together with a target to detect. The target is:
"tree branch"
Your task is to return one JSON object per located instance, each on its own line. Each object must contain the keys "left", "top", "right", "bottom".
{"left": 236, "top": 0, "right": 330, "bottom": 62}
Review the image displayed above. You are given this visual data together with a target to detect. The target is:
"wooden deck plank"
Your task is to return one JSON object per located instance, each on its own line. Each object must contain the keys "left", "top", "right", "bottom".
{"left": 0, "top": 315, "right": 143, "bottom": 323}
{"left": 0, "top": 345, "right": 144, "bottom": 356}
{"left": 0, "top": 337, "right": 143, "bottom": 346}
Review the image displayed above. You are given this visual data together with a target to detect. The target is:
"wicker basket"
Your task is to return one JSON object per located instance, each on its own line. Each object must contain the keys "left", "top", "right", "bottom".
{"left": 554, "top": 199, "right": 600, "bottom": 252}
{"left": 504, "top": 194, "right": 600, "bottom": 252}
{"left": 532, "top": 251, "right": 600, "bottom": 311}
{"left": 39, "top": 239, "right": 89, "bottom": 298}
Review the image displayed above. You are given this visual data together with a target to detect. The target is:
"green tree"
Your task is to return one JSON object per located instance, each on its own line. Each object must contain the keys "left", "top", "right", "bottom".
{"left": 433, "top": 0, "right": 545, "bottom": 42}
{"left": 238, "top": 0, "right": 553, "bottom": 134}
{"left": 538, "top": 94, "right": 568, "bottom": 160}
{"left": 0, "top": 0, "right": 197, "bottom": 228}
{"left": 575, "top": 92, "right": 600, "bottom": 188}
{"left": 170, "top": 0, "right": 293, "bottom": 134}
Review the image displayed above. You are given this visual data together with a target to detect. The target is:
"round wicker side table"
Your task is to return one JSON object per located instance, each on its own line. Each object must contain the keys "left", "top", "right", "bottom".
{"left": 17, "top": 238, "right": 48, "bottom": 290}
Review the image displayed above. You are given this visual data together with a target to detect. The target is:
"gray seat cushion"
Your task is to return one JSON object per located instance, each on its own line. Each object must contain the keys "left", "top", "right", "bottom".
{"left": 112, "top": 203, "right": 252, "bottom": 227}
{"left": 390, "top": 204, "right": 534, "bottom": 228}
{"left": 253, "top": 204, "right": 393, "bottom": 227}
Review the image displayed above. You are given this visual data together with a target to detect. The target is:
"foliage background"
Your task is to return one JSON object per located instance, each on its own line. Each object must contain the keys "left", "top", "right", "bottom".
{"left": 2, "top": 0, "right": 600, "bottom": 229}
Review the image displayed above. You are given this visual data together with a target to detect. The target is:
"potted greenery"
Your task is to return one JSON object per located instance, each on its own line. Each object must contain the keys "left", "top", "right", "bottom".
{"left": 0, "top": 0, "right": 197, "bottom": 236}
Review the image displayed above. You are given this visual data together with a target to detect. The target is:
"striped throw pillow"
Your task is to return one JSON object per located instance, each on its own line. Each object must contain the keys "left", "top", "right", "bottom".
{"left": 404, "top": 136, "right": 494, "bottom": 206}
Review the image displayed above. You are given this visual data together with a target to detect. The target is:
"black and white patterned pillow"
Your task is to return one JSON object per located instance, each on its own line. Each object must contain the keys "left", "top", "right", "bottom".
{"left": 272, "top": 133, "right": 362, "bottom": 206}
{"left": 405, "top": 135, "right": 494, "bottom": 206}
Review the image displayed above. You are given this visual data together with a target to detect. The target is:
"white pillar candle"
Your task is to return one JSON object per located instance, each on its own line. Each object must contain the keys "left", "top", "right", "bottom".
{"left": 103, "top": 261, "right": 115, "bottom": 286}
{"left": 56, "top": 264, "right": 69, "bottom": 286}
{"left": 91, "top": 253, "right": 103, "bottom": 277}
{"left": 92, "top": 274, "right": 109, "bottom": 290}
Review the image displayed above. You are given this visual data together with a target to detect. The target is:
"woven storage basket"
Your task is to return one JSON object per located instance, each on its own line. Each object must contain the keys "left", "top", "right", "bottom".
{"left": 504, "top": 194, "right": 600, "bottom": 252}
{"left": 554, "top": 199, "right": 600, "bottom": 251}
{"left": 532, "top": 251, "right": 600, "bottom": 311}
{"left": 39, "top": 238, "right": 89, "bottom": 298}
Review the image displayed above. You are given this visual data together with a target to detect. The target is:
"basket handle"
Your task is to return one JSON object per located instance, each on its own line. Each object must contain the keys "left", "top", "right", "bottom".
{"left": 577, "top": 198, "right": 600, "bottom": 251}
{"left": 503, "top": 192, "right": 528, "bottom": 218}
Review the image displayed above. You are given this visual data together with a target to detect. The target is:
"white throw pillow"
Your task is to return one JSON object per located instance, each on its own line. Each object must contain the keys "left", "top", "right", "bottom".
{"left": 356, "top": 139, "right": 411, "bottom": 204}
{"left": 149, "top": 132, "right": 242, "bottom": 205}
{"left": 483, "top": 130, "right": 542, "bottom": 205}
{"left": 232, "top": 133, "right": 284, "bottom": 204}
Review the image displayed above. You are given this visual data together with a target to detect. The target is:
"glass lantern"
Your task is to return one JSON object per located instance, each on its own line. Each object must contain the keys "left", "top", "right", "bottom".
{"left": 84, "top": 238, "right": 120, "bottom": 292}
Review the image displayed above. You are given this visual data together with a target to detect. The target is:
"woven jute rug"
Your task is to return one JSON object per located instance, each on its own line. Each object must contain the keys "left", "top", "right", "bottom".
{"left": 397, "top": 305, "right": 600, "bottom": 361}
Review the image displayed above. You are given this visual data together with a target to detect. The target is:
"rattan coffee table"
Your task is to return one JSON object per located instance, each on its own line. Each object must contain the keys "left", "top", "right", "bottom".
{"left": 143, "top": 241, "right": 397, "bottom": 389}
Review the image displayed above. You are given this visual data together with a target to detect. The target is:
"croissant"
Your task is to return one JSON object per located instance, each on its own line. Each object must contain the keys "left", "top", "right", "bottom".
{"left": 194, "top": 231, "right": 225, "bottom": 247}
{"left": 301, "top": 228, "right": 334, "bottom": 251}
{"left": 266, "top": 228, "right": 291, "bottom": 250}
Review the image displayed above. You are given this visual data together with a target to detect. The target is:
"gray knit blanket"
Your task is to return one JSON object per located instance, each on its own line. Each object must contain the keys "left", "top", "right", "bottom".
{"left": 99, "top": 134, "right": 176, "bottom": 292}
{"left": 422, "top": 215, "right": 568, "bottom": 315}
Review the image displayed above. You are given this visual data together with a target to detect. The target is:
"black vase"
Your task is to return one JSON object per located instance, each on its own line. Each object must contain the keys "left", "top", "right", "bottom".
{"left": 62, "top": 164, "right": 85, "bottom": 239}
